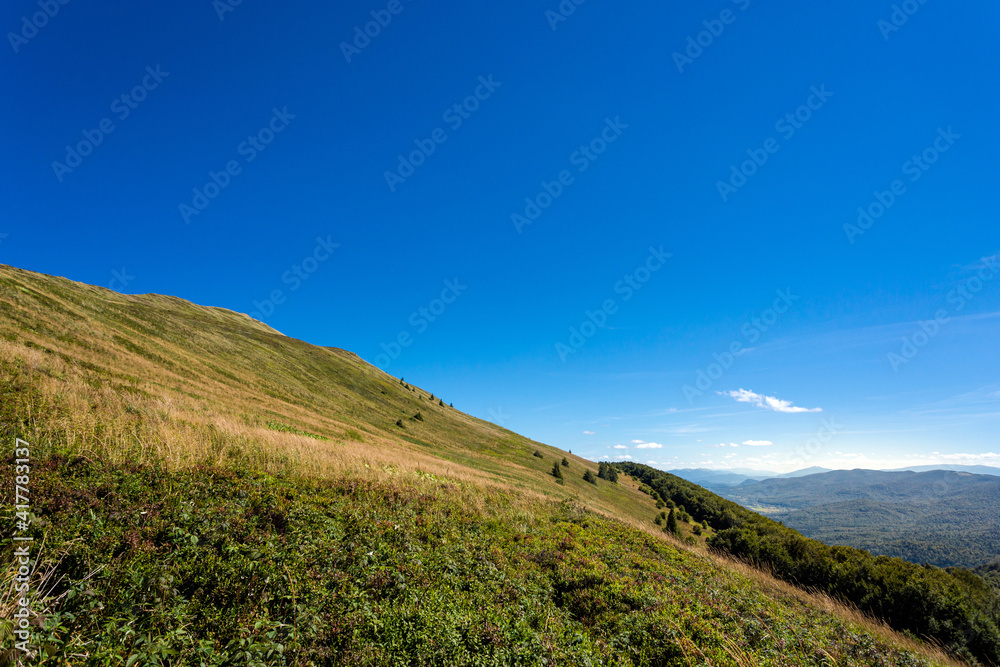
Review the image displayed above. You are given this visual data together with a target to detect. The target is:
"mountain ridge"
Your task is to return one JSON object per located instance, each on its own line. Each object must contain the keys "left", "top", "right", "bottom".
{"left": 0, "top": 264, "right": 993, "bottom": 666}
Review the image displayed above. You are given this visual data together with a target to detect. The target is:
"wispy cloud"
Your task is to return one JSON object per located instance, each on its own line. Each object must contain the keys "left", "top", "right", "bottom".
{"left": 582, "top": 430, "right": 595, "bottom": 435}
{"left": 721, "top": 389, "right": 822, "bottom": 413}
{"left": 636, "top": 442, "right": 663, "bottom": 449}
{"left": 742, "top": 439, "right": 773, "bottom": 447}
{"left": 631, "top": 439, "right": 645, "bottom": 444}
{"left": 613, "top": 444, "right": 628, "bottom": 450}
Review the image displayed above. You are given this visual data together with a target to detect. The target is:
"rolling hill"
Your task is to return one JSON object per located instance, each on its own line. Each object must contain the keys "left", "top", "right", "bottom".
{"left": 721, "top": 469, "right": 1000, "bottom": 569}
{"left": 1, "top": 264, "right": 996, "bottom": 666}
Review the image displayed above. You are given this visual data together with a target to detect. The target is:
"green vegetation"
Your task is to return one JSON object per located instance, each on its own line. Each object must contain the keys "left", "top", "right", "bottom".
{"left": 616, "top": 462, "right": 1000, "bottom": 665}
{"left": 583, "top": 469, "right": 597, "bottom": 485}
{"left": 976, "top": 560, "right": 1000, "bottom": 595}
{"left": 266, "top": 420, "right": 330, "bottom": 441}
{"left": 0, "top": 456, "right": 962, "bottom": 666}
{"left": 666, "top": 508, "right": 679, "bottom": 535}
{"left": 561, "top": 457, "right": 569, "bottom": 468}
{"left": 720, "top": 469, "right": 1000, "bottom": 569}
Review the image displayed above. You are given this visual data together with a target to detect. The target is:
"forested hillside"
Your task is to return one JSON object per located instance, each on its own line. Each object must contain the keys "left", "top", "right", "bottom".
{"left": 721, "top": 470, "right": 1000, "bottom": 568}
{"left": 616, "top": 462, "right": 1000, "bottom": 666}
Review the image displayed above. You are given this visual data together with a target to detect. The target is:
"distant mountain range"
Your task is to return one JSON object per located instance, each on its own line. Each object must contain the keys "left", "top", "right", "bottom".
{"left": 668, "top": 464, "right": 1000, "bottom": 489}
{"left": 716, "top": 468, "right": 1000, "bottom": 569}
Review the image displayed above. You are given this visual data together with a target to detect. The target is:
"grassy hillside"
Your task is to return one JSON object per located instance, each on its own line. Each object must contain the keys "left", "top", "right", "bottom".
{"left": 0, "top": 264, "right": 975, "bottom": 665}
{"left": 720, "top": 470, "right": 1000, "bottom": 568}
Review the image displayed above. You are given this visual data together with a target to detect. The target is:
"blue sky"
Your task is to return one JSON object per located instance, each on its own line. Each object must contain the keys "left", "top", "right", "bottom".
{"left": 2, "top": 0, "right": 998, "bottom": 473}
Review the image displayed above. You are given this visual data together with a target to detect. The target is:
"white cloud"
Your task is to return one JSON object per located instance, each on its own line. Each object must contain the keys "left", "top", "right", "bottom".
{"left": 721, "top": 389, "right": 821, "bottom": 413}
{"left": 939, "top": 451, "right": 1000, "bottom": 462}
{"left": 613, "top": 444, "right": 628, "bottom": 450}
{"left": 631, "top": 439, "right": 645, "bottom": 444}
{"left": 619, "top": 455, "right": 633, "bottom": 460}
{"left": 715, "top": 442, "right": 740, "bottom": 448}
{"left": 636, "top": 442, "right": 663, "bottom": 449}
{"left": 742, "top": 440, "right": 773, "bottom": 447}
{"left": 647, "top": 460, "right": 658, "bottom": 465}
{"left": 582, "top": 430, "right": 595, "bottom": 435}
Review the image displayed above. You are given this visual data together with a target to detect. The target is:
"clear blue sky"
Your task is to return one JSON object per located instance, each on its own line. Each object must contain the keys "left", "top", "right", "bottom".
{"left": 2, "top": 0, "right": 998, "bottom": 473}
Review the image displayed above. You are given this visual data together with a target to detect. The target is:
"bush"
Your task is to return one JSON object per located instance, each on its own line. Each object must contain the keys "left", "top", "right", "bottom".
{"left": 693, "top": 524, "right": 703, "bottom": 536}
{"left": 533, "top": 450, "right": 544, "bottom": 459}
{"left": 666, "top": 509, "right": 679, "bottom": 535}
{"left": 561, "top": 457, "right": 569, "bottom": 467}
{"left": 413, "top": 412, "right": 424, "bottom": 421}
{"left": 583, "top": 470, "right": 597, "bottom": 485}
{"left": 395, "top": 419, "right": 404, "bottom": 428}
{"left": 551, "top": 462, "right": 563, "bottom": 480}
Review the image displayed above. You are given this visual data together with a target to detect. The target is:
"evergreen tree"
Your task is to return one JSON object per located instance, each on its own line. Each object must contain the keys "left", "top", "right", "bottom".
{"left": 551, "top": 462, "right": 563, "bottom": 480}
{"left": 666, "top": 509, "right": 678, "bottom": 535}
{"left": 561, "top": 457, "right": 569, "bottom": 467}
{"left": 583, "top": 469, "right": 597, "bottom": 485}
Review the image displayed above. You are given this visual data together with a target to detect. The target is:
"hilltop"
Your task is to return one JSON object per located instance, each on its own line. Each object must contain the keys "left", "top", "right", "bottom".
{"left": 0, "top": 264, "right": 994, "bottom": 666}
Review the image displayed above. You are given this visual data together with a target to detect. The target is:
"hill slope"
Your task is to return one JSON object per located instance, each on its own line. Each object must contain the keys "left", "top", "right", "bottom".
{"left": 0, "top": 264, "right": 985, "bottom": 665}
{"left": 721, "top": 469, "right": 1000, "bottom": 568}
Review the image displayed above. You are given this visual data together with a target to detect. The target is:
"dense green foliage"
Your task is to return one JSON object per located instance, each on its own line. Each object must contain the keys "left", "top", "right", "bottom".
{"left": 0, "top": 455, "right": 955, "bottom": 666}
{"left": 721, "top": 470, "right": 1000, "bottom": 569}
{"left": 666, "top": 509, "right": 678, "bottom": 536}
{"left": 598, "top": 463, "right": 619, "bottom": 483}
{"left": 615, "top": 463, "right": 1000, "bottom": 666}
{"left": 976, "top": 560, "right": 1000, "bottom": 596}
